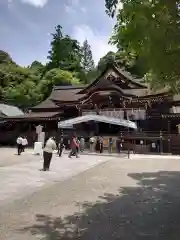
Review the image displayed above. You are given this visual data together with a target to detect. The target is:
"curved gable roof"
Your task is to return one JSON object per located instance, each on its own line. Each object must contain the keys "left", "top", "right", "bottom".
{"left": 78, "top": 63, "right": 146, "bottom": 94}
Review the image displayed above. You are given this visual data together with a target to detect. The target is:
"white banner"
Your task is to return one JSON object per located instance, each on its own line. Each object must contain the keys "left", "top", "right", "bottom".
{"left": 99, "top": 110, "right": 124, "bottom": 119}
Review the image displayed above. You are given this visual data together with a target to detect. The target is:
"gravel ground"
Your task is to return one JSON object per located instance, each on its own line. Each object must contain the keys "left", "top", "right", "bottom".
{"left": 0, "top": 155, "right": 180, "bottom": 239}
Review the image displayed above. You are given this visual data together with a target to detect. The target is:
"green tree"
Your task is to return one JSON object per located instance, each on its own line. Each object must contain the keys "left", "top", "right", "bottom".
{"left": 47, "top": 25, "right": 82, "bottom": 74}
{"left": 47, "top": 25, "right": 63, "bottom": 69}
{"left": 97, "top": 50, "right": 146, "bottom": 77}
{"left": 0, "top": 51, "right": 44, "bottom": 107}
{"left": 0, "top": 64, "right": 43, "bottom": 107}
{"left": 0, "top": 50, "right": 14, "bottom": 65}
{"left": 28, "top": 61, "right": 44, "bottom": 76}
{"left": 97, "top": 51, "right": 116, "bottom": 72}
{"left": 81, "top": 40, "right": 95, "bottom": 72}
{"left": 39, "top": 69, "right": 80, "bottom": 98}
{"left": 105, "top": 0, "right": 180, "bottom": 91}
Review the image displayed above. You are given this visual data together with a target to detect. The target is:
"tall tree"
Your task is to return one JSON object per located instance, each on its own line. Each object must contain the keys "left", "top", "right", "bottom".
{"left": 0, "top": 50, "right": 15, "bottom": 65}
{"left": 28, "top": 61, "right": 44, "bottom": 76}
{"left": 97, "top": 51, "right": 116, "bottom": 72}
{"left": 81, "top": 40, "right": 95, "bottom": 72}
{"left": 97, "top": 50, "right": 146, "bottom": 77}
{"left": 47, "top": 25, "right": 82, "bottom": 74}
{"left": 39, "top": 69, "right": 80, "bottom": 99}
{"left": 47, "top": 25, "right": 63, "bottom": 69}
{"left": 105, "top": 0, "right": 180, "bottom": 91}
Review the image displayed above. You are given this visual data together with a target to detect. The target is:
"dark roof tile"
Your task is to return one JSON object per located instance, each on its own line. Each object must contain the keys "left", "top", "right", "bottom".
{"left": 3, "top": 112, "right": 61, "bottom": 120}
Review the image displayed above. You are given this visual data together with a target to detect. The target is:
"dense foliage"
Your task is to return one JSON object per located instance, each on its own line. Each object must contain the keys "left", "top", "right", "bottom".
{"left": 98, "top": 50, "right": 146, "bottom": 78}
{"left": 105, "top": 0, "right": 180, "bottom": 91}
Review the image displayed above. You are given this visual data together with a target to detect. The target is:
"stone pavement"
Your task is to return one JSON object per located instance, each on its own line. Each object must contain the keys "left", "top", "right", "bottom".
{"left": 1, "top": 149, "right": 180, "bottom": 239}
{"left": 0, "top": 150, "right": 115, "bottom": 206}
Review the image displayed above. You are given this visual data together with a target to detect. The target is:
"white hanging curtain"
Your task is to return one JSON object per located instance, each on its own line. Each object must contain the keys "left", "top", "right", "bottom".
{"left": 139, "top": 109, "right": 146, "bottom": 120}
{"left": 172, "top": 106, "right": 180, "bottom": 113}
{"left": 99, "top": 110, "right": 124, "bottom": 119}
{"left": 126, "top": 109, "right": 146, "bottom": 120}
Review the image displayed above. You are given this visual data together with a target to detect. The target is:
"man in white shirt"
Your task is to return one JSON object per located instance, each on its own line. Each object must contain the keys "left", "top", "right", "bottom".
{"left": 22, "top": 136, "right": 28, "bottom": 152}
{"left": 43, "top": 137, "right": 56, "bottom": 171}
{"left": 16, "top": 136, "right": 23, "bottom": 155}
{"left": 89, "top": 136, "right": 95, "bottom": 152}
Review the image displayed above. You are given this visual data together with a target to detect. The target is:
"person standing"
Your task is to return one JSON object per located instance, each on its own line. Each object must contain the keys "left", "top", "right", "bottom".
{"left": 16, "top": 135, "right": 23, "bottom": 155}
{"left": 89, "top": 136, "right": 95, "bottom": 152}
{"left": 80, "top": 136, "right": 85, "bottom": 152}
{"left": 68, "top": 135, "right": 79, "bottom": 158}
{"left": 58, "top": 138, "right": 65, "bottom": 157}
{"left": 22, "top": 136, "right": 28, "bottom": 152}
{"left": 108, "top": 137, "right": 113, "bottom": 153}
{"left": 116, "top": 137, "right": 121, "bottom": 153}
{"left": 99, "top": 136, "right": 104, "bottom": 153}
{"left": 42, "top": 137, "right": 56, "bottom": 171}
{"left": 95, "top": 136, "right": 100, "bottom": 152}
{"left": 76, "top": 137, "right": 80, "bottom": 154}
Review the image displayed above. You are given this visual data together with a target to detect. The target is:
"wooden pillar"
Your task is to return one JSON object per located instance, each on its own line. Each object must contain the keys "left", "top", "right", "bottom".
{"left": 127, "top": 126, "right": 130, "bottom": 158}
{"left": 94, "top": 104, "right": 99, "bottom": 135}
{"left": 167, "top": 120, "right": 171, "bottom": 154}
{"left": 160, "top": 130, "right": 163, "bottom": 154}
{"left": 78, "top": 106, "right": 82, "bottom": 116}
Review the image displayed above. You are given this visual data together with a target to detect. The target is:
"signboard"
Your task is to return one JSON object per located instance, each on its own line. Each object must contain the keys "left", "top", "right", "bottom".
{"left": 58, "top": 122, "right": 73, "bottom": 129}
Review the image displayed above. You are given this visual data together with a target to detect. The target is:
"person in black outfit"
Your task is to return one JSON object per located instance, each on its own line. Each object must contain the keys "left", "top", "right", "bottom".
{"left": 95, "top": 136, "right": 100, "bottom": 152}
{"left": 116, "top": 137, "right": 121, "bottom": 153}
{"left": 58, "top": 138, "right": 65, "bottom": 157}
{"left": 99, "top": 136, "right": 103, "bottom": 153}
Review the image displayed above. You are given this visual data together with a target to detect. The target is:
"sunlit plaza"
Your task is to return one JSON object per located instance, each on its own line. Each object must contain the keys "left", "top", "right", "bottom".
{"left": 1, "top": 148, "right": 180, "bottom": 239}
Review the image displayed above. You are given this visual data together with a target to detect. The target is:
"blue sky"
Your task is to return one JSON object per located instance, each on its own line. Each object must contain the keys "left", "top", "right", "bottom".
{"left": 0, "top": 0, "right": 117, "bottom": 66}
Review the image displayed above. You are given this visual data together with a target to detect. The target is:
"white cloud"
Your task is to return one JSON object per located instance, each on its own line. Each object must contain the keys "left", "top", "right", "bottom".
{"left": 65, "top": 0, "right": 86, "bottom": 14}
{"left": 72, "top": 25, "right": 117, "bottom": 64}
{"left": 10, "top": 0, "right": 48, "bottom": 8}
{"left": 80, "top": 7, "right": 86, "bottom": 13}
{"left": 116, "top": 1, "right": 123, "bottom": 14}
{"left": 118, "top": 1, "right": 123, "bottom": 9}
{"left": 71, "top": 0, "right": 79, "bottom": 6}
{"left": 64, "top": 5, "right": 76, "bottom": 14}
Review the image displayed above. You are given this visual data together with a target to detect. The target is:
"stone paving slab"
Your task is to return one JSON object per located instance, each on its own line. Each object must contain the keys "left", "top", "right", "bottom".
{"left": 0, "top": 154, "right": 112, "bottom": 206}
{"left": 1, "top": 157, "right": 180, "bottom": 240}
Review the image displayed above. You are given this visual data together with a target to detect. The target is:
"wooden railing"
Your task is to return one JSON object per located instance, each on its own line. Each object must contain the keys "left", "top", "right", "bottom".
{"left": 118, "top": 131, "right": 180, "bottom": 139}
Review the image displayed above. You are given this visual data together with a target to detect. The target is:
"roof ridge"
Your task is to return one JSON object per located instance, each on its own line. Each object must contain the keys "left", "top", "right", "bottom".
{"left": 53, "top": 85, "right": 85, "bottom": 90}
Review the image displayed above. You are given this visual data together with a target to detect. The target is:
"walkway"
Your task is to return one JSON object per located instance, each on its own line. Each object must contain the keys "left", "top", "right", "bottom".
{"left": 1, "top": 149, "right": 180, "bottom": 239}
{"left": 0, "top": 152, "right": 112, "bottom": 206}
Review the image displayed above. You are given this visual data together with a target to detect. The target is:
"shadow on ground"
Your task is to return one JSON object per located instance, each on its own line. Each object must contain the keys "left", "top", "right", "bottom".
{"left": 19, "top": 171, "right": 180, "bottom": 239}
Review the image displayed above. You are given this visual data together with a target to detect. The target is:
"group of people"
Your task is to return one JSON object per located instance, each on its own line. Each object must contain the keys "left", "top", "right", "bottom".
{"left": 42, "top": 134, "right": 80, "bottom": 171}
{"left": 16, "top": 136, "right": 28, "bottom": 155}
{"left": 89, "top": 136, "right": 122, "bottom": 154}
{"left": 89, "top": 136, "right": 104, "bottom": 153}
{"left": 16, "top": 134, "right": 123, "bottom": 172}
{"left": 58, "top": 135, "right": 84, "bottom": 157}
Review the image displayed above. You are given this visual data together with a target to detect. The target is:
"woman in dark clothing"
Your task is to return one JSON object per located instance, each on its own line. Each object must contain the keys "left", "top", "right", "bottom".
{"left": 99, "top": 136, "right": 103, "bottom": 153}
{"left": 58, "top": 138, "right": 65, "bottom": 157}
{"left": 95, "top": 137, "right": 100, "bottom": 152}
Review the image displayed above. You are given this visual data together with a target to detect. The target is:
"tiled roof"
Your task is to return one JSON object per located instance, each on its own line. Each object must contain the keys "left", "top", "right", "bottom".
{"left": 0, "top": 104, "right": 23, "bottom": 116}
{"left": 33, "top": 86, "right": 85, "bottom": 109}
{"left": 3, "top": 112, "right": 61, "bottom": 121}
{"left": 32, "top": 98, "right": 59, "bottom": 109}
{"left": 51, "top": 88, "right": 85, "bottom": 102}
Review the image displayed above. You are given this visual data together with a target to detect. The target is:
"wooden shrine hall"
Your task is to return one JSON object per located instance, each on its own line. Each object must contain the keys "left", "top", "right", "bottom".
{"left": 2, "top": 63, "right": 180, "bottom": 154}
